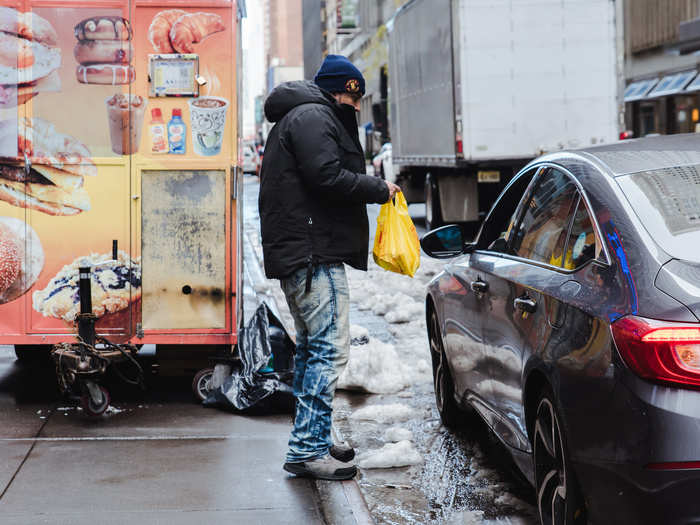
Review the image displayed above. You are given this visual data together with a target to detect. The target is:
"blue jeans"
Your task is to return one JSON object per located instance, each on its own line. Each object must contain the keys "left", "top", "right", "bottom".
{"left": 280, "top": 263, "right": 349, "bottom": 463}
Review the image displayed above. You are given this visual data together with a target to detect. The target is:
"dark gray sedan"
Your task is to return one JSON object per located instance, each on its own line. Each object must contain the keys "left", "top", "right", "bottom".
{"left": 421, "top": 134, "right": 700, "bottom": 525}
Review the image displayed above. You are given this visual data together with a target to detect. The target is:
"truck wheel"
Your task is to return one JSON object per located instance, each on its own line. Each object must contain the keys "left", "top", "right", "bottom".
{"left": 425, "top": 173, "right": 443, "bottom": 231}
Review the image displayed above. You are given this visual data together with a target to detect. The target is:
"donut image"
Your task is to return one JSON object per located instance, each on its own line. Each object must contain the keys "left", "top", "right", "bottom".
{"left": 76, "top": 64, "right": 134, "bottom": 85}
{"left": 74, "top": 16, "right": 131, "bottom": 41}
{"left": 73, "top": 39, "right": 132, "bottom": 65}
{"left": 0, "top": 217, "right": 44, "bottom": 304}
{"left": 74, "top": 15, "right": 134, "bottom": 85}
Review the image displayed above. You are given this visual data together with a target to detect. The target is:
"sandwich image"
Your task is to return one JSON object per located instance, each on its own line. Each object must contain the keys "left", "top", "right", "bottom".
{"left": 33, "top": 251, "right": 141, "bottom": 328}
{"left": 0, "top": 216, "right": 44, "bottom": 304}
{"left": 148, "top": 10, "right": 224, "bottom": 54}
{"left": 0, "top": 117, "right": 96, "bottom": 216}
{"left": 0, "top": 7, "right": 61, "bottom": 108}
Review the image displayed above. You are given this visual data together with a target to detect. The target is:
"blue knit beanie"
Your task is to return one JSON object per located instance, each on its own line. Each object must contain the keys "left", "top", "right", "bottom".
{"left": 314, "top": 55, "right": 366, "bottom": 97}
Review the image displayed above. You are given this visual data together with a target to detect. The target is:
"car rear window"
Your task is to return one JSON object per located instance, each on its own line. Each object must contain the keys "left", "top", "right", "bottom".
{"left": 617, "top": 165, "right": 700, "bottom": 262}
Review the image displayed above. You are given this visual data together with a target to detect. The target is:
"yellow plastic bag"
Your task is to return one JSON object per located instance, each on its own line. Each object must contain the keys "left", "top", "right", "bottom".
{"left": 372, "top": 191, "right": 421, "bottom": 277}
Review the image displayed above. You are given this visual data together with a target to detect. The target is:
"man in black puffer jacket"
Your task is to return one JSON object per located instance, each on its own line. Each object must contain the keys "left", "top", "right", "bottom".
{"left": 259, "top": 55, "right": 399, "bottom": 481}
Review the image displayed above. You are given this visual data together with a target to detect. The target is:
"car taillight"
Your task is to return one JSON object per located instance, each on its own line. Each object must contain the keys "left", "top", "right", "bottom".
{"left": 619, "top": 130, "right": 634, "bottom": 140}
{"left": 611, "top": 315, "right": 700, "bottom": 389}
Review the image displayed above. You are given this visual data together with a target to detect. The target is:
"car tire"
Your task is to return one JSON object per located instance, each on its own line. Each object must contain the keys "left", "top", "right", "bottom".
{"left": 533, "top": 386, "right": 587, "bottom": 525}
{"left": 428, "top": 308, "right": 460, "bottom": 428}
{"left": 425, "top": 172, "right": 443, "bottom": 231}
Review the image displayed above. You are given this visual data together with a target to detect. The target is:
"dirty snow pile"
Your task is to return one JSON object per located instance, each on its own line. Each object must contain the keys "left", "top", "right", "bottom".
{"left": 357, "top": 440, "right": 423, "bottom": 468}
{"left": 350, "top": 403, "right": 414, "bottom": 424}
{"left": 338, "top": 324, "right": 431, "bottom": 394}
{"left": 349, "top": 404, "right": 425, "bottom": 469}
{"left": 384, "top": 425, "right": 413, "bottom": 442}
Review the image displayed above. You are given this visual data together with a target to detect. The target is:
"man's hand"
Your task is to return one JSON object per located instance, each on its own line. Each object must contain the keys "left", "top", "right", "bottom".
{"left": 385, "top": 181, "right": 401, "bottom": 202}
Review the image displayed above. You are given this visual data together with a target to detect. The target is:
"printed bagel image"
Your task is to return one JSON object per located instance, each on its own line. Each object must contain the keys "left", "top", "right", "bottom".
{"left": 0, "top": 117, "right": 96, "bottom": 216}
{"left": 74, "top": 16, "right": 134, "bottom": 85}
{"left": 0, "top": 217, "right": 44, "bottom": 304}
{"left": 33, "top": 251, "right": 141, "bottom": 328}
{"left": 0, "top": 7, "right": 61, "bottom": 108}
{"left": 148, "top": 10, "right": 224, "bottom": 53}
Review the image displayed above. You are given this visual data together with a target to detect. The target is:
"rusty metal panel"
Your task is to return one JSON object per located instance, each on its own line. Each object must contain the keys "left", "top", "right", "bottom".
{"left": 141, "top": 170, "right": 226, "bottom": 329}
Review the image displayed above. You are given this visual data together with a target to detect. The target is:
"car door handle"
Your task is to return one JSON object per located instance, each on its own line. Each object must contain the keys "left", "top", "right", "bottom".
{"left": 470, "top": 280, "right": 489, "bottom": 294}
{"left": 514, "top": 295, "right": 537, "bottom": 313}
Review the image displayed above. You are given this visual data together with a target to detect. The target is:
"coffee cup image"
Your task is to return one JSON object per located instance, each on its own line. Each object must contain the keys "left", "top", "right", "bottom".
{"left": 188, "top": 96, "right": 228, "bottom": 156}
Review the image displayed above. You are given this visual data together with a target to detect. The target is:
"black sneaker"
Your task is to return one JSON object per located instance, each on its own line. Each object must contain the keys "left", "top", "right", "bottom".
{"left": 330, "top": 443, "right": 355, "bottom": 462}
{"left": 283, "top": 455, "right": 357, "bottom": 481}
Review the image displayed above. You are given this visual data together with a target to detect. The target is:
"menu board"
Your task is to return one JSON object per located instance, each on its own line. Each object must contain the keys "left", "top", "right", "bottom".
{"left": 149, "top": 54, "right": 199, "bottom": 97}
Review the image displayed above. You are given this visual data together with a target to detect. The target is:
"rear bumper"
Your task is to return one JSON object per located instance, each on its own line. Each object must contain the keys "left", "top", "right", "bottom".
{"left": 572, "top": 370, "right": 700, "bottom": 525}
{"left": 576, "top": 460, "right": 700, "bottom": 525}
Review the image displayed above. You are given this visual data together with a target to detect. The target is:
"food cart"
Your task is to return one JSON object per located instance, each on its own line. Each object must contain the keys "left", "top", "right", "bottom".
{"left": 0, "top": 0, "right": 245, "bottom": 408}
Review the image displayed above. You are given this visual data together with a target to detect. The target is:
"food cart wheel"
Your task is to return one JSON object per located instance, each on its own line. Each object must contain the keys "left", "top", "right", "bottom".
{"left": 192, "top": 367, "right": 214, "bottom": 402}
{"left": 81, "top": 385, "right": 110, "bottom": 417}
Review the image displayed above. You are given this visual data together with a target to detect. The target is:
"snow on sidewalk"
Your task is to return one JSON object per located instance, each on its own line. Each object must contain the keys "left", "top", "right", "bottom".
{"left": 357, "top": 440, "right": 423, "bottom": 468}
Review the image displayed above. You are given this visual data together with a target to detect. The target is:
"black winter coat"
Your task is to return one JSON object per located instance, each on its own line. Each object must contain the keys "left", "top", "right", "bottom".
{"left": 258, "top": 81, "right": 389, "bottom": 280}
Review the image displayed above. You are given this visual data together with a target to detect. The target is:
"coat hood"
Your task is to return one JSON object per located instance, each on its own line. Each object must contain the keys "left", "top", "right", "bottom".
{"left": 264, "top": 80, "right": 332, "bottom": 123}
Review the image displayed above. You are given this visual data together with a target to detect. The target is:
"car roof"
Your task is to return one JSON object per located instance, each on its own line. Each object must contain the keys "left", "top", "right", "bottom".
{"left": 536, "top": 133, "right": 700, "bottom": 177}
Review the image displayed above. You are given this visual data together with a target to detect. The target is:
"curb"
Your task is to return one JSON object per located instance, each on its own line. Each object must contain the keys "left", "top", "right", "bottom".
{"left": 313, "top": 425, "right": 375, "bottom": 525}
{"left": 241, "top": 206, "right": 375, "bottom": 525}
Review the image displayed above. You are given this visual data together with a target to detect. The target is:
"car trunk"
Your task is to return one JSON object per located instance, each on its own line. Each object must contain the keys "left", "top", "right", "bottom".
{"left": 655, "top": 259, "right": 700, "bottom": 322}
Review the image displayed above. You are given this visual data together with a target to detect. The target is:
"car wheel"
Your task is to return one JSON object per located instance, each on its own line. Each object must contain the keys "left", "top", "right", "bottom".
{"left": 425, "top": 172, "right": 443, "bottom": 231}
{"left": 533, "top": 388, "right": 586, "bottom": 525}
{"left": 429, "top": 309, "right": 460, "bottom": 428}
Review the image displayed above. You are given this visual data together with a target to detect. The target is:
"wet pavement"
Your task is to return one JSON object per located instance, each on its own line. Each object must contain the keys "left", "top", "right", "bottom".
{"left": 0, "top": 346, "right": 324, "bottom": 524}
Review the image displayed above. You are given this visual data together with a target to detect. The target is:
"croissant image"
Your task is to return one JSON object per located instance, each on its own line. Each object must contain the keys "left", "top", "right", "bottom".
{"left": 169, "top": 12, "right": 224, "bottom": 54}
{"left": 147, "top": 9, "right": 185, "bottom": 53}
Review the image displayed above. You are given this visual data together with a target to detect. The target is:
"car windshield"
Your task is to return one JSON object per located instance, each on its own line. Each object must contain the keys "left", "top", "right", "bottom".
{"left": 617, "top": 164, "right": 700, "bottom": 262}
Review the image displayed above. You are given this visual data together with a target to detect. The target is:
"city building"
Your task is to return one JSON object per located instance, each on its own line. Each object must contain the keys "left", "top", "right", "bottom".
{"left": 332, "top": 0, "right": 401, "bottom": 156}
{"left": 302, "top": 0, "right": 325, "bottom": 79}
{"left": 263, "top": 0, "right": 304, "bottom": 93}
{"left": 624, "top": 0, "right": 700, "bottom": 137}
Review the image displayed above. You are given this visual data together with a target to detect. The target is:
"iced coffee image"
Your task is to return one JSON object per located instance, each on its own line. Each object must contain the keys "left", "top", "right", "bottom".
{"left": 106, "top": 93, "right": 147, "bottom": 155}
{"left": 188, "top": 96, "right": 229, "bottom": 156}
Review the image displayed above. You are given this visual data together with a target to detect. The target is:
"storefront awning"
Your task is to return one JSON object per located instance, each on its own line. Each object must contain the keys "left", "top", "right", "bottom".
{"left": 685, "top": 73, "right": 700, "bottom": 92}
{"left": 624, "top": 79, "right": 659, "bottom": 102}
{"left": 646, "top": 71, "right": 697, "bottom": 98}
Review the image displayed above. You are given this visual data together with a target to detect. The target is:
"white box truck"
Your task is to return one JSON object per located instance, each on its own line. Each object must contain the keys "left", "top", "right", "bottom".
{"left": 388, "top": 0, "right": 623, "bottom": 232}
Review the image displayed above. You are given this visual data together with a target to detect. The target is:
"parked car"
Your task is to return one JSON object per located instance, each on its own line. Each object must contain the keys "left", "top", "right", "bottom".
{"left": 421, "top": 134, "right": 700, "bottom": 525}
{"left": 242, "top": 143, "right": 257, "bottom": 174}
{"left": 372, "top": 143, "right": 394, "bottom": 182}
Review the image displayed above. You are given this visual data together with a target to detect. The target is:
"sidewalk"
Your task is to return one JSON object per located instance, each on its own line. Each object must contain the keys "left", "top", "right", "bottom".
{"left": 0, "top": 383, "right": 324, "bottom": 524}
{"left": 0, "top": 175, "right": 372, "bottom": 525}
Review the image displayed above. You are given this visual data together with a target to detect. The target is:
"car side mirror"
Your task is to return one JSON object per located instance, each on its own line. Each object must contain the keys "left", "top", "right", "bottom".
{"left": 421, "top": 224, "right": 464, "bottom": 258}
